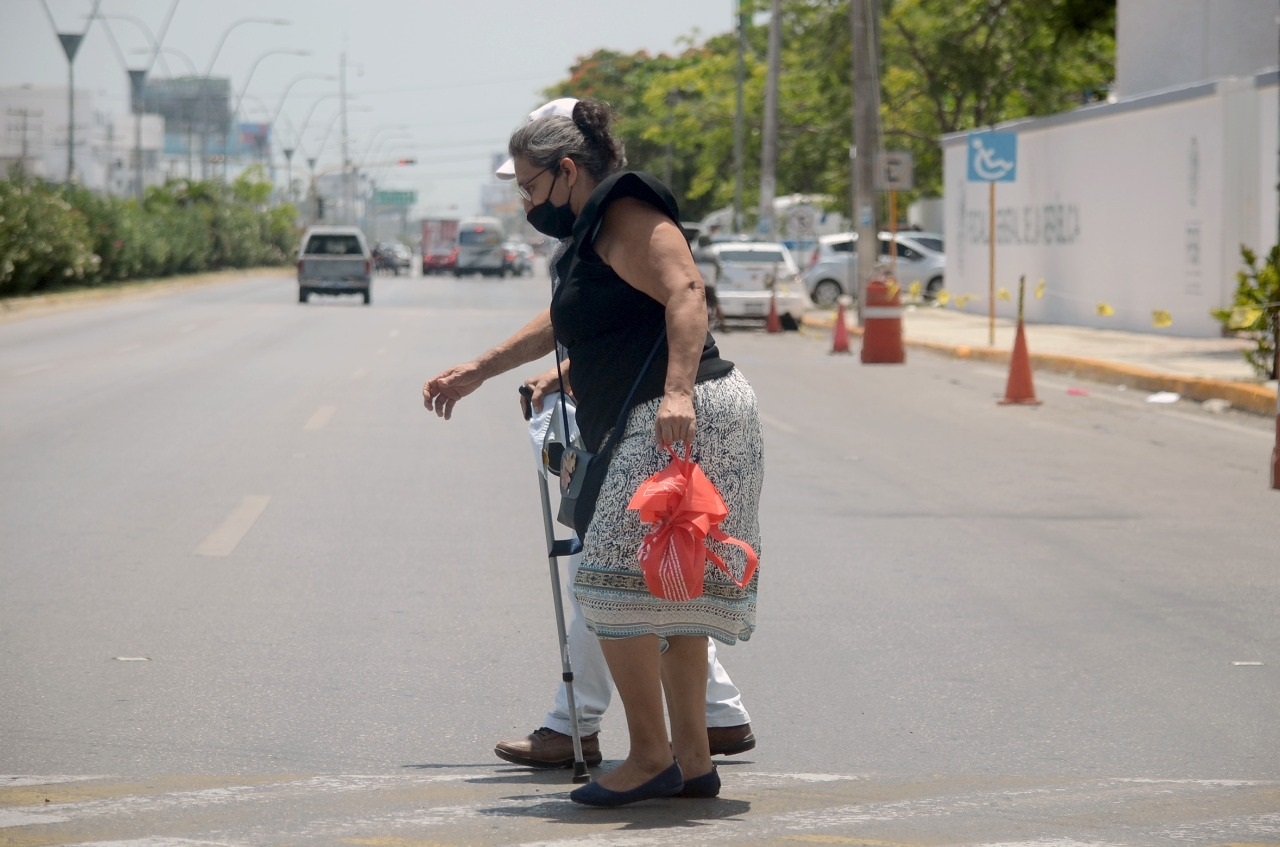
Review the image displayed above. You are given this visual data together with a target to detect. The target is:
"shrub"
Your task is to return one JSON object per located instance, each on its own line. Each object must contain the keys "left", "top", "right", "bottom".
{"left": 1212, "top": 244, "right": 1280, "bottom": 380}
{"left": 0, "top": 168, "right": 298, "bottom": 298}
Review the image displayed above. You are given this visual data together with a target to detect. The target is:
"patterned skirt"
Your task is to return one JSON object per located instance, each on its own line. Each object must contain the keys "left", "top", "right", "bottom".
{"left": 573, "top": 368, "right": 763, "bottom": 646}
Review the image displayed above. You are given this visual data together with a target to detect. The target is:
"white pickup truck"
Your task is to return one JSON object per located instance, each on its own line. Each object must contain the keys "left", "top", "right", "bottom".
{"left": 296, "top": 226, "right": 373, "bottom": 305}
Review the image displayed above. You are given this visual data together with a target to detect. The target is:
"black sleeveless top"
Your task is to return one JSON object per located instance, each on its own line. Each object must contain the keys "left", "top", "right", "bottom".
{"left": 551, "top": 171, "right": 733, "bottom": 451}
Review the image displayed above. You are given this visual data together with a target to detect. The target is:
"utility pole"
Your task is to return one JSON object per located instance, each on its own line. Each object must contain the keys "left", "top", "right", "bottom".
{"left": 758, "top": 0, "right": 781, "bottom": 240}
{"left": 7, "top": 108, "right": 41, "bottom": 174}
{"left": 129, "top": 69, "right": 147, "bottom": 199}
{"left": 340, "top": 51, "right": 352, "bottom": 225}
{"left": 851, "top": 0, "right": 881, "bottom": 320}
{"left": 733, "top": 0, "right": 747, "bottom": 234}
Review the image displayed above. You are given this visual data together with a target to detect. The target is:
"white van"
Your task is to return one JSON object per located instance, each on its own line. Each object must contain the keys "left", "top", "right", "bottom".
{"left": 454, "top": 216, "right": 507, "bottom": 277}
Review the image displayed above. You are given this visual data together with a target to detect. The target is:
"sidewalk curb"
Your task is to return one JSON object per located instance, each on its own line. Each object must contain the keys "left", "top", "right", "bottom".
{"left": 803, "top": 314, "right": 1278, "bottom": 417}
{"left": 0, "top": 267, "right": 292, "bottom": 325}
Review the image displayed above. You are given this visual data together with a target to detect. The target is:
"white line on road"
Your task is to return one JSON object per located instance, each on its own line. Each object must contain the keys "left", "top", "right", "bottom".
{"left": 194, "top": 495, "right": 270, "bottom": 557}
{"left": 304, "top": 405, "right": 336, "bottom": 431}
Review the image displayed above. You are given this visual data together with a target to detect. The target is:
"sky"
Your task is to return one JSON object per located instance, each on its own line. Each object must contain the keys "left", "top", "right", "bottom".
{"left": 0, "top": 0, "right": 736, "bottom": 217}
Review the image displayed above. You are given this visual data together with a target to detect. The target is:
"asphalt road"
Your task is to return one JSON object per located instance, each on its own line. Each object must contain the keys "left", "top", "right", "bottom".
{"left": 1, "top": 265, "right": 1277, "bottom": 846}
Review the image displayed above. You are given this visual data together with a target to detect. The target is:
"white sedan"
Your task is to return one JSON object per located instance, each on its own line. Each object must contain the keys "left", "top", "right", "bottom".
{"left": 708, "top": 241, "right": 811, "bottom": 328}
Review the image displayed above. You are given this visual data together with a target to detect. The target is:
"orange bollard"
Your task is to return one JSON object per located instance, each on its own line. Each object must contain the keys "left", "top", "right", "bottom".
{"left": 831, "top": 298, "right": 851, "bottom": 354}
{"left": 766, "top": 289, "right": 782, "bottom": 334}
{"left": 860, "top": 277, "right": 905, "bottom": 364}
{"left": 998, "top": 318, "right": 1042, "bottom": 406}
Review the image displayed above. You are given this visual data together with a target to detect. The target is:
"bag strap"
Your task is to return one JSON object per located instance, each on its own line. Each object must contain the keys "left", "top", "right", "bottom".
{"left": 555, "top": 327, "right": 666, "bottom": 458}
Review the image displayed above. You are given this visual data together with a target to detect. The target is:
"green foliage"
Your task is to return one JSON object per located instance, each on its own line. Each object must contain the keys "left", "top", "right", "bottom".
{"left": 540, "top": 0, "right": 1115, "bottom": 222}
{"left": 0, "top": 167, "right": 299, "bottom": 298}
{"left": 1211, "top": 245, "right": 1280, "bottom": 380}
{"left": 0, "top": 169, "right": 98, "bottom": 295}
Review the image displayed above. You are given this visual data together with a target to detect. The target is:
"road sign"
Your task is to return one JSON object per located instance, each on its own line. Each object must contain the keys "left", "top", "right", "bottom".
{"left": 373, "top": 190, "right": 417, "bottom": 207}
{"left": 967, "top": 131, "right": 1018, "bottom": 182}
{"left": 876, "top": 151, "right": 914, "bottom": 190}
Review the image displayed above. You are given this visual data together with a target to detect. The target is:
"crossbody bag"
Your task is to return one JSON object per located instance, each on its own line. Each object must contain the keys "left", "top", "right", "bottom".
{"left": 554, "top": 328, "right": 666, "bottom": 537}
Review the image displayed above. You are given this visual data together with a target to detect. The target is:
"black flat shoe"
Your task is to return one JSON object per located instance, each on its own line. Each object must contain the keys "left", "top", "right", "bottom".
{"left": 569, "top": 762, "right": 684, "bottom": 807}
{"left": 675, "top": 765, "right": 720, "bottom": 798}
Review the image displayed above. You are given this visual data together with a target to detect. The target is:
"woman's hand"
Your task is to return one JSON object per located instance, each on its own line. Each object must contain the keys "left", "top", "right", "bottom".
{"left": 423, "top": 362, "right": 485, "bottom": 420}
{"left": 655, "top": 391, "right": 696, "bottom": 450}
{"left": 521, "top": 364, "right": 567, "bottom": 416}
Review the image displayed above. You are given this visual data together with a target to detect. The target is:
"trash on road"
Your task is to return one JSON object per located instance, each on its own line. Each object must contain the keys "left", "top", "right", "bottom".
{"left": 1146, "top": 391, "right": 1181, "bottom": 404}
{"left": 1201, "top": 398, "right": 1232, "bottom": 413}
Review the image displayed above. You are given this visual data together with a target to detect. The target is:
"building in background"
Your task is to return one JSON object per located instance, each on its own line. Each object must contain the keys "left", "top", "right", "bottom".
{"left": 942, "top": 0, "right": 1278, "bottom": 338}
{"left": 1, "top": 84, "right": 163, "bottom": 195}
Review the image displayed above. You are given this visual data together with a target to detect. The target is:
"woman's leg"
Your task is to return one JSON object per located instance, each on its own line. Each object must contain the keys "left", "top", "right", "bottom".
{"left": 662, "top": 635, "right": 713, "bottom": 779}
{"left": 596, "top": 634, "right": 676, "bottom": 790}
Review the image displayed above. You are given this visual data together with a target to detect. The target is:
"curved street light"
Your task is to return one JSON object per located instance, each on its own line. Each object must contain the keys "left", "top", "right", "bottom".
{"left": 223, "top": 49, "right": 311, "bottom": 181}
{"left": 132, "top": 45, "right": 198, "bottom": 77}
{"left": 197, "top": 17, "right": 290, "bottom": 179}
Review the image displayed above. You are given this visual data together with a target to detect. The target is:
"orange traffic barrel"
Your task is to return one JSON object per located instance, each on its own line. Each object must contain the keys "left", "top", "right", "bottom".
{"left": 860, "top": 277, "right": 905, "bottom": 364}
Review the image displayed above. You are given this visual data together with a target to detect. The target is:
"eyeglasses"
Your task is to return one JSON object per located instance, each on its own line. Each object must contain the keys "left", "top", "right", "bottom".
{"left": 516, "top": 166, "right": 551, "bottom": 202}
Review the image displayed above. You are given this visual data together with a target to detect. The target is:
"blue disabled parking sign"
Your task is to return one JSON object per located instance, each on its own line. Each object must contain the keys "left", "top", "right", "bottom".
{"left": 967, "top": 131, "right": 1017, "bottom": 182}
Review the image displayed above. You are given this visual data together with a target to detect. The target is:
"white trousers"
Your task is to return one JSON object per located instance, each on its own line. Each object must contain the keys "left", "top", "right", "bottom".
{"left": 529, "top": 394, "right": 750, "bottom": 737}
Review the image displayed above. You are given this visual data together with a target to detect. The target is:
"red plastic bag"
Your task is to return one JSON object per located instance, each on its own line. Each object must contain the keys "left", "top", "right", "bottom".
{"left": 628, "top": 446, "right": 758, "bottom": 602}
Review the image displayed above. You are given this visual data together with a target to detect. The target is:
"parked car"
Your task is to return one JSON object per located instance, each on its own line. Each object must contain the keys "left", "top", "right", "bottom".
{"left": 802, "top": 231, "right": 946, "bottom": 308}
{"left": 296, "top": 226, "right": 372, "bottom": 305}
{"left": 502, "top": 241, "right": 535, "bottom": 276}
{"left": 708, "top": 241, "right": 810, "bottom": 328}
{"left": 454, "top": 216, "right": 507, "bottom": 276}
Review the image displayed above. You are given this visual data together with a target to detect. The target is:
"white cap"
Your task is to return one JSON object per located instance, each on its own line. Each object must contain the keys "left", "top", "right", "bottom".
{"left": 495, "top": 97, "right": 579, "bottom": 179}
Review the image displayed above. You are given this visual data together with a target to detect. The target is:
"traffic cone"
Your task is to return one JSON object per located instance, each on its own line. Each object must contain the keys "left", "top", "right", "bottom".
{"left": 766, "top": 290, "right": 781, "bottom": 334}
{"left": 998, "top": 319, "right": 1041, "bottom": 406}
{"left": 831, "top": 298, "right": 851, "bottom": 354}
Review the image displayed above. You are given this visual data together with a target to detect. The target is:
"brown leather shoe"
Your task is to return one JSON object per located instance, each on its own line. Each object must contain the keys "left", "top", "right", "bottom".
{"left": 494, "top": 727, "right": 603, "bottom": 769}
{"left": 708, "top": 723, "right": 756, "bottom": 756}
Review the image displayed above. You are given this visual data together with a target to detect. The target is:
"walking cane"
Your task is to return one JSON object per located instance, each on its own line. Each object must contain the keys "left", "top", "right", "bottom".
{"left": 520, "top": 385, "right": 591, "bottom": 783}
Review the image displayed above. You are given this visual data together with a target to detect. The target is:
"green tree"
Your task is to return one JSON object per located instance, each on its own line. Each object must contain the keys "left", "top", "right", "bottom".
{"left": 537, "top": 0, "right": 1115, "bottom": 223}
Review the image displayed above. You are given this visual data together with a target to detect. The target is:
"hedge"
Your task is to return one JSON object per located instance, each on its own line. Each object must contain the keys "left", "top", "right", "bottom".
{"left": 0, "top": 165, "right": 299, "bottom": 298}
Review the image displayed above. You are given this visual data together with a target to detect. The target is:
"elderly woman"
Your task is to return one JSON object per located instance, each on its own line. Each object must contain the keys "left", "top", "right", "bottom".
{"left": 422, "top": 99, "right": 762, "bottom": 807}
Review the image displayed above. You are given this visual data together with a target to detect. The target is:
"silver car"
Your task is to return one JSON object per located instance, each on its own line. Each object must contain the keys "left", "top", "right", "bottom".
{"left": 802, "top": 231, "right": 946, "bottom": 308}
{"left": 709, "top": 241, "right": 811, "bottom": 327}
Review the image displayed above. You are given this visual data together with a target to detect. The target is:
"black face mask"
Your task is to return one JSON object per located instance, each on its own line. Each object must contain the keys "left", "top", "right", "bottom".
{"left": 525, "top": 169, "right": 576, "bottom": 239}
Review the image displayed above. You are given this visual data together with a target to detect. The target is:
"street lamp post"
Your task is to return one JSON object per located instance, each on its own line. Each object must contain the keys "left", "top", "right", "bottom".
{"left": 133, "top": 46, "right": 201, "bottom": 176}
{"left": 197, "top": 17, "right": 289, "bottom": 180}
{"left": 223, "top": 48, "right": 310, "bottom": 182}
{"left": 41, "top": 0, "right": 102, "bottom": 182}
{"left": 269, "top": 74, "right": 334, "bottom": 196}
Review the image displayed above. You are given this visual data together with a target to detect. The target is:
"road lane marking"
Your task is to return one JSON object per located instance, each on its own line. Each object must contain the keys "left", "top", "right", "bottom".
{"left": 304, "top": 405, "right": 337, "bottom": 431}
{"left": 194, "top": 496, "right": 270, "bottom": 557}
{"left": 0, "top": 773, "right": 1275, "bottom": 844}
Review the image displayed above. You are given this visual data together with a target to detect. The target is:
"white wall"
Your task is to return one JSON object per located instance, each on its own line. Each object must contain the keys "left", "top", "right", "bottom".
{"left": 943, "top": 73, "right": 1277, "bottom": 338}
{"left": 1117, "top": 0, "right": 1279, "bottom": 97}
